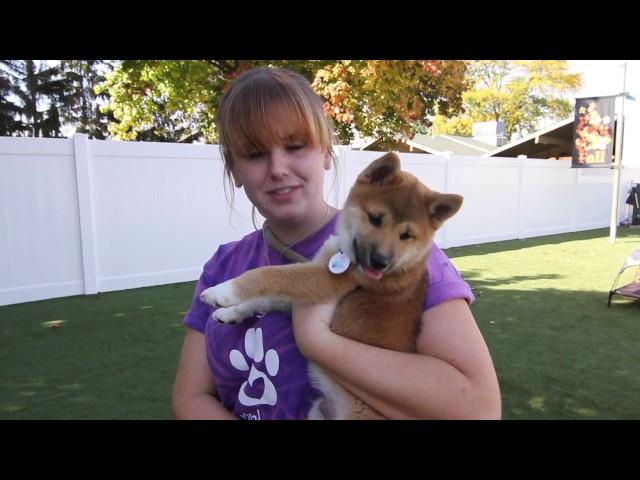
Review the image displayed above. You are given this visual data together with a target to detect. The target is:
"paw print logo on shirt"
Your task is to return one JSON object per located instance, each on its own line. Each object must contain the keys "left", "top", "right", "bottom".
{"left": 229, "top": 327, "right": 280, "bottom": 406}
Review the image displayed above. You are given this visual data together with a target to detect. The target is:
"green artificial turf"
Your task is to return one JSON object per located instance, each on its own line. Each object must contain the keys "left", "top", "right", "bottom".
{"left": 447, "top": 227, "right": 640, "bottom": 419}
{"left": 0, "top": 282, "right": 194, "bottom": 419}
{"left": 1, "top": 227, "right": 638, "bottom": 419}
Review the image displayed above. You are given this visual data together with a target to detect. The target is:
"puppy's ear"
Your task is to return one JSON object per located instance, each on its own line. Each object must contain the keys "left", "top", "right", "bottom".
{"left": 427, "top": 193, "right": 463, "bottom": 228}
{"left": 357, "top": 152, "right": 401, "bottom": 186}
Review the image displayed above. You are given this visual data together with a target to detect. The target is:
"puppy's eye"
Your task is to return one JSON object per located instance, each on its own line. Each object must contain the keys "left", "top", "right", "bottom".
{"left": 368, "top": 212, "right": 383, "bottom": 227}
{"left": 399, "top": 231, "right": 414, "bottom": 241}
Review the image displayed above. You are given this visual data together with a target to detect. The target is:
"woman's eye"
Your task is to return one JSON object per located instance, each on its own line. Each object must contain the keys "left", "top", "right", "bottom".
{"left": 286, "top": 144, "right": 305, "bottom": 152}
{"left": 368, "top": 212, "right": 383, "bottom": 227}
{"left": 248, "top": 151, "right": 266, "bottom": 159}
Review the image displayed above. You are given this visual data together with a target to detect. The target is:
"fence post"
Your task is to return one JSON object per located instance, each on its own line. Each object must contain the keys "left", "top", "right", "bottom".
{"left": 571, "top": 166, "right": 579, "bottom": 231}
{"left": 73, "top": 134, "right": 98, "bottom": 294}
{"left": 517, "top": 155, "right": 527, "bottom": 239}
{"left": 335, "top": 145, "right": 350, "bottom": 208}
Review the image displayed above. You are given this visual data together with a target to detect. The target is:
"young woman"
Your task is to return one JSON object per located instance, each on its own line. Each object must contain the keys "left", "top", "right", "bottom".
{"left": 172, "top": 66, "right": 501, "bottom": 420}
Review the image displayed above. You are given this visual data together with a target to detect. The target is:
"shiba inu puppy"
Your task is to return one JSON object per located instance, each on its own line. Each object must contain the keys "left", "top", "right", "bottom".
{"left": 200, "top": 152, "right": 463, "bottom": 419}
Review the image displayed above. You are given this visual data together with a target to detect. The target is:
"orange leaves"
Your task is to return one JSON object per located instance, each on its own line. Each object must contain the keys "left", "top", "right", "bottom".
{"left": 322, "top": 101, "right": 354, "bottom": 123}
{"left": 311, "top": 60, "right": 466, "bottom": 143}
{"left": 420, "top": 60, "right": 442, "bottom": 75}
{"left": 313, "top": 63, "right": 356, "bottom": 126}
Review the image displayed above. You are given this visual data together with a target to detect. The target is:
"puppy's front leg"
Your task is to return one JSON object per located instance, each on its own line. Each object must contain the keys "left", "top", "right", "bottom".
{"left": 212, "top": 297, "right": 291, "bottom": 324}
{"left": 237, "top": 262, "right": 357, "bottom": 303}
{"left": 201, "top": 263, "right": 356, "bottom": 311}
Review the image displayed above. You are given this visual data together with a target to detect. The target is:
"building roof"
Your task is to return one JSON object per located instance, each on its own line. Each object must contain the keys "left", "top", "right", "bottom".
{"left": 483, "top": 117, "right": 574, "bottom": 158}
{"left": 359, "top": 133, "right": 496, "bottom": 156}
{"left": 410, "top": 134, "right": 495, "bottom": 155}
{"left": 356, "top": 117, "right": 577, "bottom": 159}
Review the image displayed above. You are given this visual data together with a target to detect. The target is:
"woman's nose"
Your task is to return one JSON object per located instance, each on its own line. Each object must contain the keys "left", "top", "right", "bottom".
{"left": 269, "top": 149, "right": 290, "bottom": 178}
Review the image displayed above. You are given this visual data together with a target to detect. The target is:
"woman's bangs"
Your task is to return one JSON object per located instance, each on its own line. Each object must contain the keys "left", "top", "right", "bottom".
{"left": 229, "top": 90, "right": 319, "bottom": 157}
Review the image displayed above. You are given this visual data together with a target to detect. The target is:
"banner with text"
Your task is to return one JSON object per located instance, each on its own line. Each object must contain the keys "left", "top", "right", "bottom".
{"left": 571, "top": 96, "right": 616, "bottom": 168}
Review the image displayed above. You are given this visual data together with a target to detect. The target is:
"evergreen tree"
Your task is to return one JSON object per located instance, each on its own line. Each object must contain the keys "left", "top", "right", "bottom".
{"left": 0, "top": 60, "right": 69, "bottom": 137}
{"left": 59, "top": 60, "right": 115, "bottom": 139}
{"left": 0, "top": 68, "right": 24, "bottom": 135}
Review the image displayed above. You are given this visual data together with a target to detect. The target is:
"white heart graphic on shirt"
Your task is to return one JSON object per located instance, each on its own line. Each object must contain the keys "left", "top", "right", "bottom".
{"left": 229, "top": 328, "right": 280, "bottom": 407}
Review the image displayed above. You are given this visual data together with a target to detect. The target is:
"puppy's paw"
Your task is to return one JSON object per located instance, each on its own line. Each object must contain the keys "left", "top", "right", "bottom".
{"left": 212, "top": 306, "right": 247, "bottom": 325}
{"left": 200, "top": 280, "right": 239, "bottom": 308}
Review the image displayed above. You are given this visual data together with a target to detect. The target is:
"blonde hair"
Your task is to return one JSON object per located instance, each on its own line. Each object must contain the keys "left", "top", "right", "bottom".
{"left": 216, "top": 67, "right": 338, "bottom": 209}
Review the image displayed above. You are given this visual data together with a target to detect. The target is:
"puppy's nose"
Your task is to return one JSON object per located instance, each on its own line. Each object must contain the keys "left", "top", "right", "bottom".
{"left": 369, "top": 249, "right": 390, "bottom": 271}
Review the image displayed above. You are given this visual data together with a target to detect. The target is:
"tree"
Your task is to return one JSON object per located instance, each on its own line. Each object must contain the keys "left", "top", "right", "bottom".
{"left": 0, "top": 60, "right": 71, "bottom": 137}
{"left": 432, "top": 115, "right": 473, "bottom": 137}
{"left": 98, "top": 60, "right": 468, "bottom": 145}
{"left": 311, "top": 60, "right": 467, "bottom": 145}
{"left": 96, "top": 60, "right": 238, "bottom": 142}
{"left": 434, "top": 60, "right": 582, "bottom": 141}
{"left": 0, "top": 69, "right": 24, "bottom": 135}
{"left": 59, "top": 60, "right": 115, "bottom": 139}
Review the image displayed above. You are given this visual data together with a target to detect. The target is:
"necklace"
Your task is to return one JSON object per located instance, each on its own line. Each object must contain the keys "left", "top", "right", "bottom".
{"left": 263, "top": 204, "right": 332, "bottom": 265}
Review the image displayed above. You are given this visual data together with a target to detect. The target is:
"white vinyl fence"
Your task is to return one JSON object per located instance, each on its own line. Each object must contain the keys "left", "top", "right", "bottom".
{"left": 1, "top": 135, "right": 639, "bottom": 306}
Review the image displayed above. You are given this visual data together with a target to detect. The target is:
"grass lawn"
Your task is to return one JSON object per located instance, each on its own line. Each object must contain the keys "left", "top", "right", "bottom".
{"left": 447, "top": 227, "right": 640, "bottom": 419}
{"left": 0, "top": 283, "right": 193, "bottom": 419}
{"left": 1, "top": 227, "right": 639, "bottom": 419}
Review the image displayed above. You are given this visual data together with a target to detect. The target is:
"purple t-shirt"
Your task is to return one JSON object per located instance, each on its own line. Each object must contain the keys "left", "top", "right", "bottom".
{"left": 183, "top": 212, "right": 474, "bottom": 420}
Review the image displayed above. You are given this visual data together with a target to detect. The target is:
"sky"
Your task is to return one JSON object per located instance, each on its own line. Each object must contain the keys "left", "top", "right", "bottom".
{"left": 569, "top": 60, "right": 637, "bottom": 98}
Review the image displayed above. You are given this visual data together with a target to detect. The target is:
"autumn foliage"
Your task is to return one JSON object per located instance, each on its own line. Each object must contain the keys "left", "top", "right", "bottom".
{"left": 98, "top": 60, "right": 467, "bottom": 145}
{"left": 311, "top": 60, "right": 466, "bottom": 145}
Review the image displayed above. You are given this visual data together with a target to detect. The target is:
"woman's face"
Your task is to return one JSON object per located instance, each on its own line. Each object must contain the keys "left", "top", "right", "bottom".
{"left": 231, "top": 131, "right": 331, "bottom": 228}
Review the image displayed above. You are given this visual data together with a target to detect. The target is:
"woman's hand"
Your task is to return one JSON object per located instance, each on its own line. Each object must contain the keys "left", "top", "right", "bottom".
{"left": 291, "top": 299, "right": 337, "bottom": 360}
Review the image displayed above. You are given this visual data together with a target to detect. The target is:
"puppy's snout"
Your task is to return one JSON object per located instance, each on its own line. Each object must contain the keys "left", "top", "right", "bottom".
{"left": 369, "top": 249, "right": 390, "bottom": 271}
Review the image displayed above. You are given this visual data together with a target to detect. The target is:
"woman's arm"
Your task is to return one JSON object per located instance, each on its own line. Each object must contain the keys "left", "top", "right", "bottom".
{"left": 172, "top": 328, "right": 237, "bottom": 420}
{"left": 292, "top": 298, "right": 501, "bottom": 419}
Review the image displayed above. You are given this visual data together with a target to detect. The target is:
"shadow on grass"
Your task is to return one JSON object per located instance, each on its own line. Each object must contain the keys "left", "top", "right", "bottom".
{"left": 446, "top": 227, "right": 639, "bottom": 259}
{"left": 466, "top": 274, "right": 640, "bottom": 420}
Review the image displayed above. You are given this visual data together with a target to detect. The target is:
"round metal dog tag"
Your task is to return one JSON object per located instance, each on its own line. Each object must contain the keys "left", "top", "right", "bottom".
{"left": 328, "top": 252, "right": 350, "bottom": 274}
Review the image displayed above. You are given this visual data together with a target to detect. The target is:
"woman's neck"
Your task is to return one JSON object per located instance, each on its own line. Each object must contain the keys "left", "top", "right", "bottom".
{"left": 266, "top": 204, "right": 337, "bottom": 246}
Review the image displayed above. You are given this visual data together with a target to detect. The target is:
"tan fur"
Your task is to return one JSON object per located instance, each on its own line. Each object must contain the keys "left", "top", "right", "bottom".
{"left": 202, "top": 152, "right": 463, "bottom": 419}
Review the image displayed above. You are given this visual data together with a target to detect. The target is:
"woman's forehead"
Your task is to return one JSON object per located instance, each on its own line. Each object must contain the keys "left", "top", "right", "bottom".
{"left": 227, "top": 96, "right": 323, "bottom": 155}
{"left": 265, "top": 106, "right": 308, "bottom": 137}
{"left": 241, "top": 114, "right": 309, "bottom": 148}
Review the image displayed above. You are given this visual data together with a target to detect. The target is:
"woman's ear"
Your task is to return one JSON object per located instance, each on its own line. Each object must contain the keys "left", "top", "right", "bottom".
{"left": 228, "top": 166, "right": 242, "bottom": 188}
{"left": 324, "top": 152, "right": 332, "bottom": 171}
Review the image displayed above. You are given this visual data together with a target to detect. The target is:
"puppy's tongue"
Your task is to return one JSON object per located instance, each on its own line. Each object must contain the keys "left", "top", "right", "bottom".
{"left": 364, "top": 267, "right": 384, "bottom": 281}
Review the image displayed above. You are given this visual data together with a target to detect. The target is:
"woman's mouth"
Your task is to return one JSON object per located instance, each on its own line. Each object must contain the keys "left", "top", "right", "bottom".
{"left": 268, "top": 186, "right": 300, "bottom": 201}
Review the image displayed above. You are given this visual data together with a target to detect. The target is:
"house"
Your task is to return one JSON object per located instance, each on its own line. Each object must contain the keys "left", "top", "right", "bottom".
{"left": 483, "top": 118, "right": 574, "bottom": 159}
{"left": 358, "top": 121, "right": 506, "bottom": 156}
{"left": 357, "top": 118, "right": 576, "bottom": 160}
{"left": 359, "top": 133, "right": 496, "bottom": 156}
